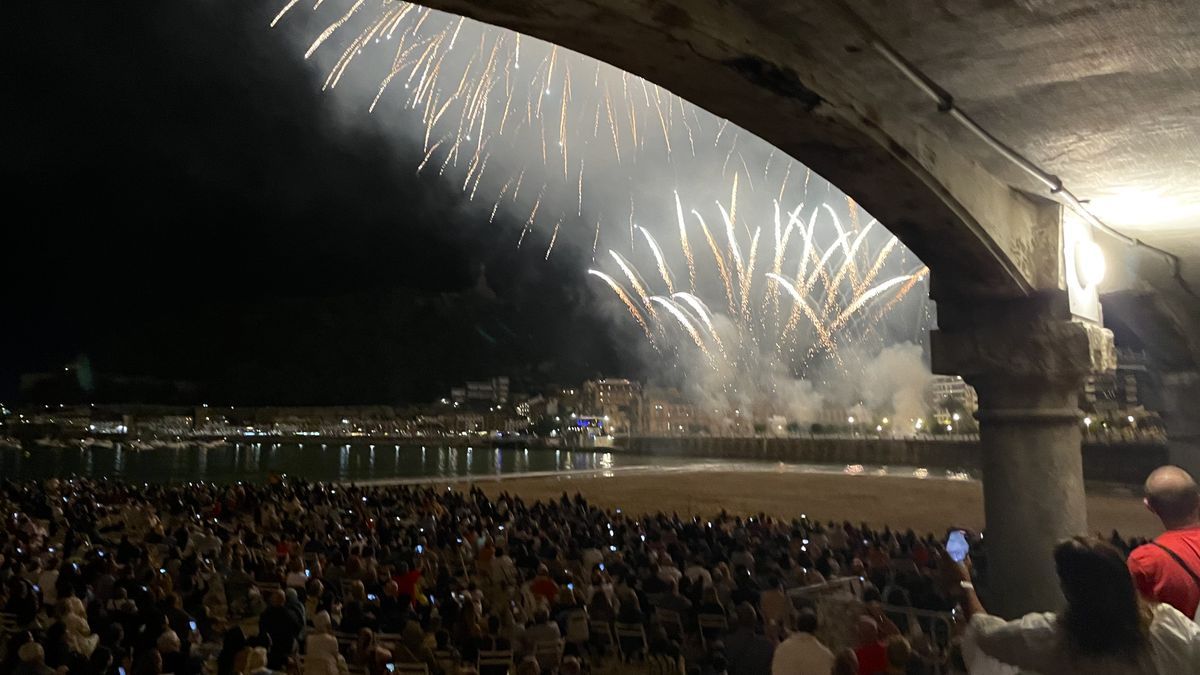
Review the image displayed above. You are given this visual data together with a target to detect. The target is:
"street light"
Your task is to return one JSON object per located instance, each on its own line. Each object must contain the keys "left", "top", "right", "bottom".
{"left": 1084, "top": 416, "right": 1093, "bottom": 428}
{"left": 1075, "top": 240, "right": 1107, "bottom": 288}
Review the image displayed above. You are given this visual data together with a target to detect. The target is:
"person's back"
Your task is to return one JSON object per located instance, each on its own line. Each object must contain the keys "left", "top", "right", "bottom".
{"left": 521, "top": 613, "right": 560, "bottom": 654}
{"left": 305, "top": 612, "right": 346, "bottom": 675}
{"left": 1128, "top": 465, "right": 1200, "bottom": 618}
{"left": 772, "top": 609, "right": 834, "bottom": 674}
{"left": 725, "top": 603, "right": 775, "bottom": 675}
{"left": 14, "top": 642, "right": 55, "bottom": 675}
{"left": 961, "top": 537, "right": 1200, "bottom": 675}
{"left": 967, "top": 602, "right": 1200, "bottom": 675}
{"left": 260, "top": 591, "right": 301, "bottom": 668}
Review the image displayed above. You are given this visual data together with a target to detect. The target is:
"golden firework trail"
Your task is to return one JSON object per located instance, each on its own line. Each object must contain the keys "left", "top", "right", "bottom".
{"left": 587, "top": 270, "right": 653, "bottom": 343}
{"left": 279, "top": 1, "right": 931, "bottom": 386}
{"left": 637, "top": 226, "right": 674, "bottom": 294}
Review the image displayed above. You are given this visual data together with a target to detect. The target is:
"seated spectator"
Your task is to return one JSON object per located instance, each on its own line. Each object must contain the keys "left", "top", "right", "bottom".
{"left": 16, "top": 642, "right": 54, "bottom": 675}
{"left": 656, "top": 578, "right": 693, "bottom": 617}
{"left": 258, "top": 589, "right": 302, "bottom": 669}
{"left": 771, "top": 608, "right": 834, "bottom": 674}
{"left": 519, "top": 609, "right": 561, "bottom": 657}
{"left": 587, "top": 589, "right": 616, "bottom": 624}
{"left": 852, "top": 616, "right": 888, "bottom": 675}
{"left": 131, "top": 647, "right": 163, "bottom": 675}
{"left": 433, "top": 629, "right": 460, "bottom": 673}
{"left": 883, "top": 635, "right": 913, "bottom": 675}
{"left": 645, "top": 625, "right": 686, "bottom": 674}
{"left": 304, "top": 611, "right": 348, "bottom": 675}
{"left": 759, "top": 576, "right": 792, "bottom": 640}
{"left": 216, "top": 627, "right": 247, "bottom": 675}
{"left": 832, "top": 649, "right": 859, "bottom": 675}
{"left": 529, "top": 565, "right": 558, "bottom": 608}
{"left": 723, "top": 603, "right": 774, "bottom": 675}
{"left": 351, "top": 628, "right": 392, "bottom": 675}
{"left": 157, "top": 630, "right": 190, "bottom": 675}
{"left": 393, "top": 621, "right": 439, "bottom": 674}
{"left": 4, "top": 579, "right": 39, "bottom": 627}
{"left": 85, "top": 646, "right": 114, "bottom": 675}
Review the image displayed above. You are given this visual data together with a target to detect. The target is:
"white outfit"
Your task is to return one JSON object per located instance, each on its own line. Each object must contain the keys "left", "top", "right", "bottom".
{"left": 38, "top": 569, "right": 60, "bottom": 606}
{"left": 304, "top": 633, "right": 349, "bottom": 675}
{"left": 684, "top": 564, "right": 713, "bottom": 588}
{"left": 965, "top": 602, "right": 1200, "bottom": 675}
{"left": 771, "top": 632, "right": 834, "bottom": 674}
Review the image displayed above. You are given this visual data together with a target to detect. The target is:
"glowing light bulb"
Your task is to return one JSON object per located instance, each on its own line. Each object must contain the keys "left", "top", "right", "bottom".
{"left": 1075, "top": 240, "right": 1106, "bottom": 288}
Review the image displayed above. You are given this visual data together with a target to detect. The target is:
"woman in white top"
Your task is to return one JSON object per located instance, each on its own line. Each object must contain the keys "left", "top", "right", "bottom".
{"left": 61, "top": 595, "right": 100, "bottom": 657}
{"left": 303, "top": 611, "right": 348, "bottom": 675}
{"left": 944, "top": 536, "right": 1200, "bottom": 674}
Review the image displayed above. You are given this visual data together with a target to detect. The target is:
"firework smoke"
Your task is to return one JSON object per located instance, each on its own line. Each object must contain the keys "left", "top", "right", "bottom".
{"left": 277, "top": 1, "right": 935, "bottom": 420}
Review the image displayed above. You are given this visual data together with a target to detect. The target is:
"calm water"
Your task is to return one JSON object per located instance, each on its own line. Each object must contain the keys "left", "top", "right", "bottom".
{"left": 0, "top": 441, "right": 977, "bottom": 485}
{"left": 0, "top": 442, "right": 691, "bottom": 484}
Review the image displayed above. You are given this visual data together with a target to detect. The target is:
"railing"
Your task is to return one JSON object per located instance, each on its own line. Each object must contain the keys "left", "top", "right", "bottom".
{"left": 879, "top": 603, "right": 956, "bottom": 675}
{"left": 785, "top": 578, "right": 956, "bottom": 675}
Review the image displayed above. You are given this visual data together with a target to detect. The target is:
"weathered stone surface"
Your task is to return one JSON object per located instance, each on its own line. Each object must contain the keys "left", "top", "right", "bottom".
{"left": 932, "top": 293, "right": 1115, "bottom": 388}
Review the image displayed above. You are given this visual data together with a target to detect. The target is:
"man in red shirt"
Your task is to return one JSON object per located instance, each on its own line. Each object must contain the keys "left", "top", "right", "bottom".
{"left": 1127, "top": 465, "right": 1200, "bottom": 619}
{"left": 853, "top": 615, "right": 888, "bottom": 675}
{"left": 529, "top": 564, "right": 559, "bottom": 607}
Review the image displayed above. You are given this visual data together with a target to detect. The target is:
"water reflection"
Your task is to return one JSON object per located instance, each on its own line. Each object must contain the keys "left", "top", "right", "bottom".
{"left": 0, "top": 441, "right": 976, "bottom": 485}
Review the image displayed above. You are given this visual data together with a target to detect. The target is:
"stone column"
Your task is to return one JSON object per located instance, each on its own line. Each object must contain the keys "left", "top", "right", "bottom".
{"left": 933, "top": 293, "right": 1115, "bottom": 618}
{"left": 1159, "top": 371, "right": 1200, "bottom": 478}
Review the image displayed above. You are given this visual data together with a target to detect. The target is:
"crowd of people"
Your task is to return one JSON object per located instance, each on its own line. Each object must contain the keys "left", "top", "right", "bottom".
{"left": 0, "top": 465, "right": 1197, "bottom": 675}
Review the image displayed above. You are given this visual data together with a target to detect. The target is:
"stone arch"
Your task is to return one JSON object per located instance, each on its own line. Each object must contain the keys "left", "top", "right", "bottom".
{"left": 414, "top": 0, "right": 1060, "bottom": 301}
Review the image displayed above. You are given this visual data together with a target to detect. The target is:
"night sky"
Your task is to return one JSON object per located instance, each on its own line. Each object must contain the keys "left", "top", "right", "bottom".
{"left": 0, "top": 2, "right": 639, "bottom": 405}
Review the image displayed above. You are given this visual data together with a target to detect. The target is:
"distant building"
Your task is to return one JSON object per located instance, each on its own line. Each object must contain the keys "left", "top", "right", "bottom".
{"left": 452, "top": 376, "right": 510, "bottom": 405}
{"left": 634, "top": 387, "right": 697, "bottom": 435}
{"left": 582, "top": 378, "right": 641, "bottom": 435}
{"left": 1083, "top": 349, "right": 1149, "bottom": 414}
{"left": 930, "top": 375, "right": 979, "bottom": 413}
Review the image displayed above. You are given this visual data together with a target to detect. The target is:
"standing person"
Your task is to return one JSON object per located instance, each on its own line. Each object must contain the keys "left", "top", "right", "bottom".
{"left": 946, "top": 537, "right": 1200, "bottom": 673}
{"left": 771, "top": 608, "right": 834, "bottom": 674}
{"left": 258, "top": 590, "right": 302, "bottom": 670}
{"left": 1128, "top": 465, "right": 1200, "bottom": 619}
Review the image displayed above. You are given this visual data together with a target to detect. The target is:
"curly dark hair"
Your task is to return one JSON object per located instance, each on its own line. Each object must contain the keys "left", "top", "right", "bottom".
{"left": 1055, "top": 536, "right": 1150, "bottom": 660}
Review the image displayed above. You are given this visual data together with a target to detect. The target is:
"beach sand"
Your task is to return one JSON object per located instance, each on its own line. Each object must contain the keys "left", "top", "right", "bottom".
{"left": 452, "top": 467, "right": 1162, "bottom": 538}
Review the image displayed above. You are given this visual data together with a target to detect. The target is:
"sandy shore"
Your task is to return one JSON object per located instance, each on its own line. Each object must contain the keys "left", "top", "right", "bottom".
{"left": 443, "top": 467, "right": 1162, "bottom": 538}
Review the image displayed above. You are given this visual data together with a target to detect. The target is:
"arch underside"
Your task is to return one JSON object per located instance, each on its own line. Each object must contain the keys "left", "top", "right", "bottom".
{"left": 415, "top": 0, "right": 1050, "bottom": 301}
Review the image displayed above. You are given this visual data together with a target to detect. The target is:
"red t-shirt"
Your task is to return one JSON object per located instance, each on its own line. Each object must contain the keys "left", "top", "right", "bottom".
{"left": 855, "top": 641, "right": 888, "bottom": 675}
{"left": 394, "top": 570, "right": 422, "bottom": 600}
{"left": 1128, "top": 526, "right": 1200, "bottom": 618}
{"left": 530, "top": 576, "right": 559, "bottom": 605}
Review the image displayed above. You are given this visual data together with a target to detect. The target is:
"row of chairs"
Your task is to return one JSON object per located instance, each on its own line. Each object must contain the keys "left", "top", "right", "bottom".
{"left": 0, "top": 612, "right": 24, "bottom": 637}
{"left": 358, "top": 649, "right": 518, "bottom": 674}
{"left": 587, "top": 610, "right": 730, "bottom": 661}
{"left": 321, "top": 629, "right": 520, "bottom": 674}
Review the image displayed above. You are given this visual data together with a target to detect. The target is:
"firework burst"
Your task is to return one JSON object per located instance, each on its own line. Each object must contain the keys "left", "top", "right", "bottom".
{"left": 277, "top": 1, "right": 931, "bottom": 389}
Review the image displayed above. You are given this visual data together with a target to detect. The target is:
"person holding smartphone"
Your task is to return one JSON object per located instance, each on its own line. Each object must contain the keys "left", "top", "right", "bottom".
{"left": 942, "top": 536, "right": 1200, "bottom": 673}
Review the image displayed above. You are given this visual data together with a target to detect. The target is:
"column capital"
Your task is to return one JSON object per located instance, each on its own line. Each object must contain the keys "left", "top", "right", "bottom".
{"left": 932, "top": 293, "right": 1114, "bottom": 409}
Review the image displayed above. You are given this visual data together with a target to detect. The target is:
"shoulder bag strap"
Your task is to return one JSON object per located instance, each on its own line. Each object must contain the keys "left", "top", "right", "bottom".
{"left": 1152, "top": 541, "right": 1200, "bottom": 587}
